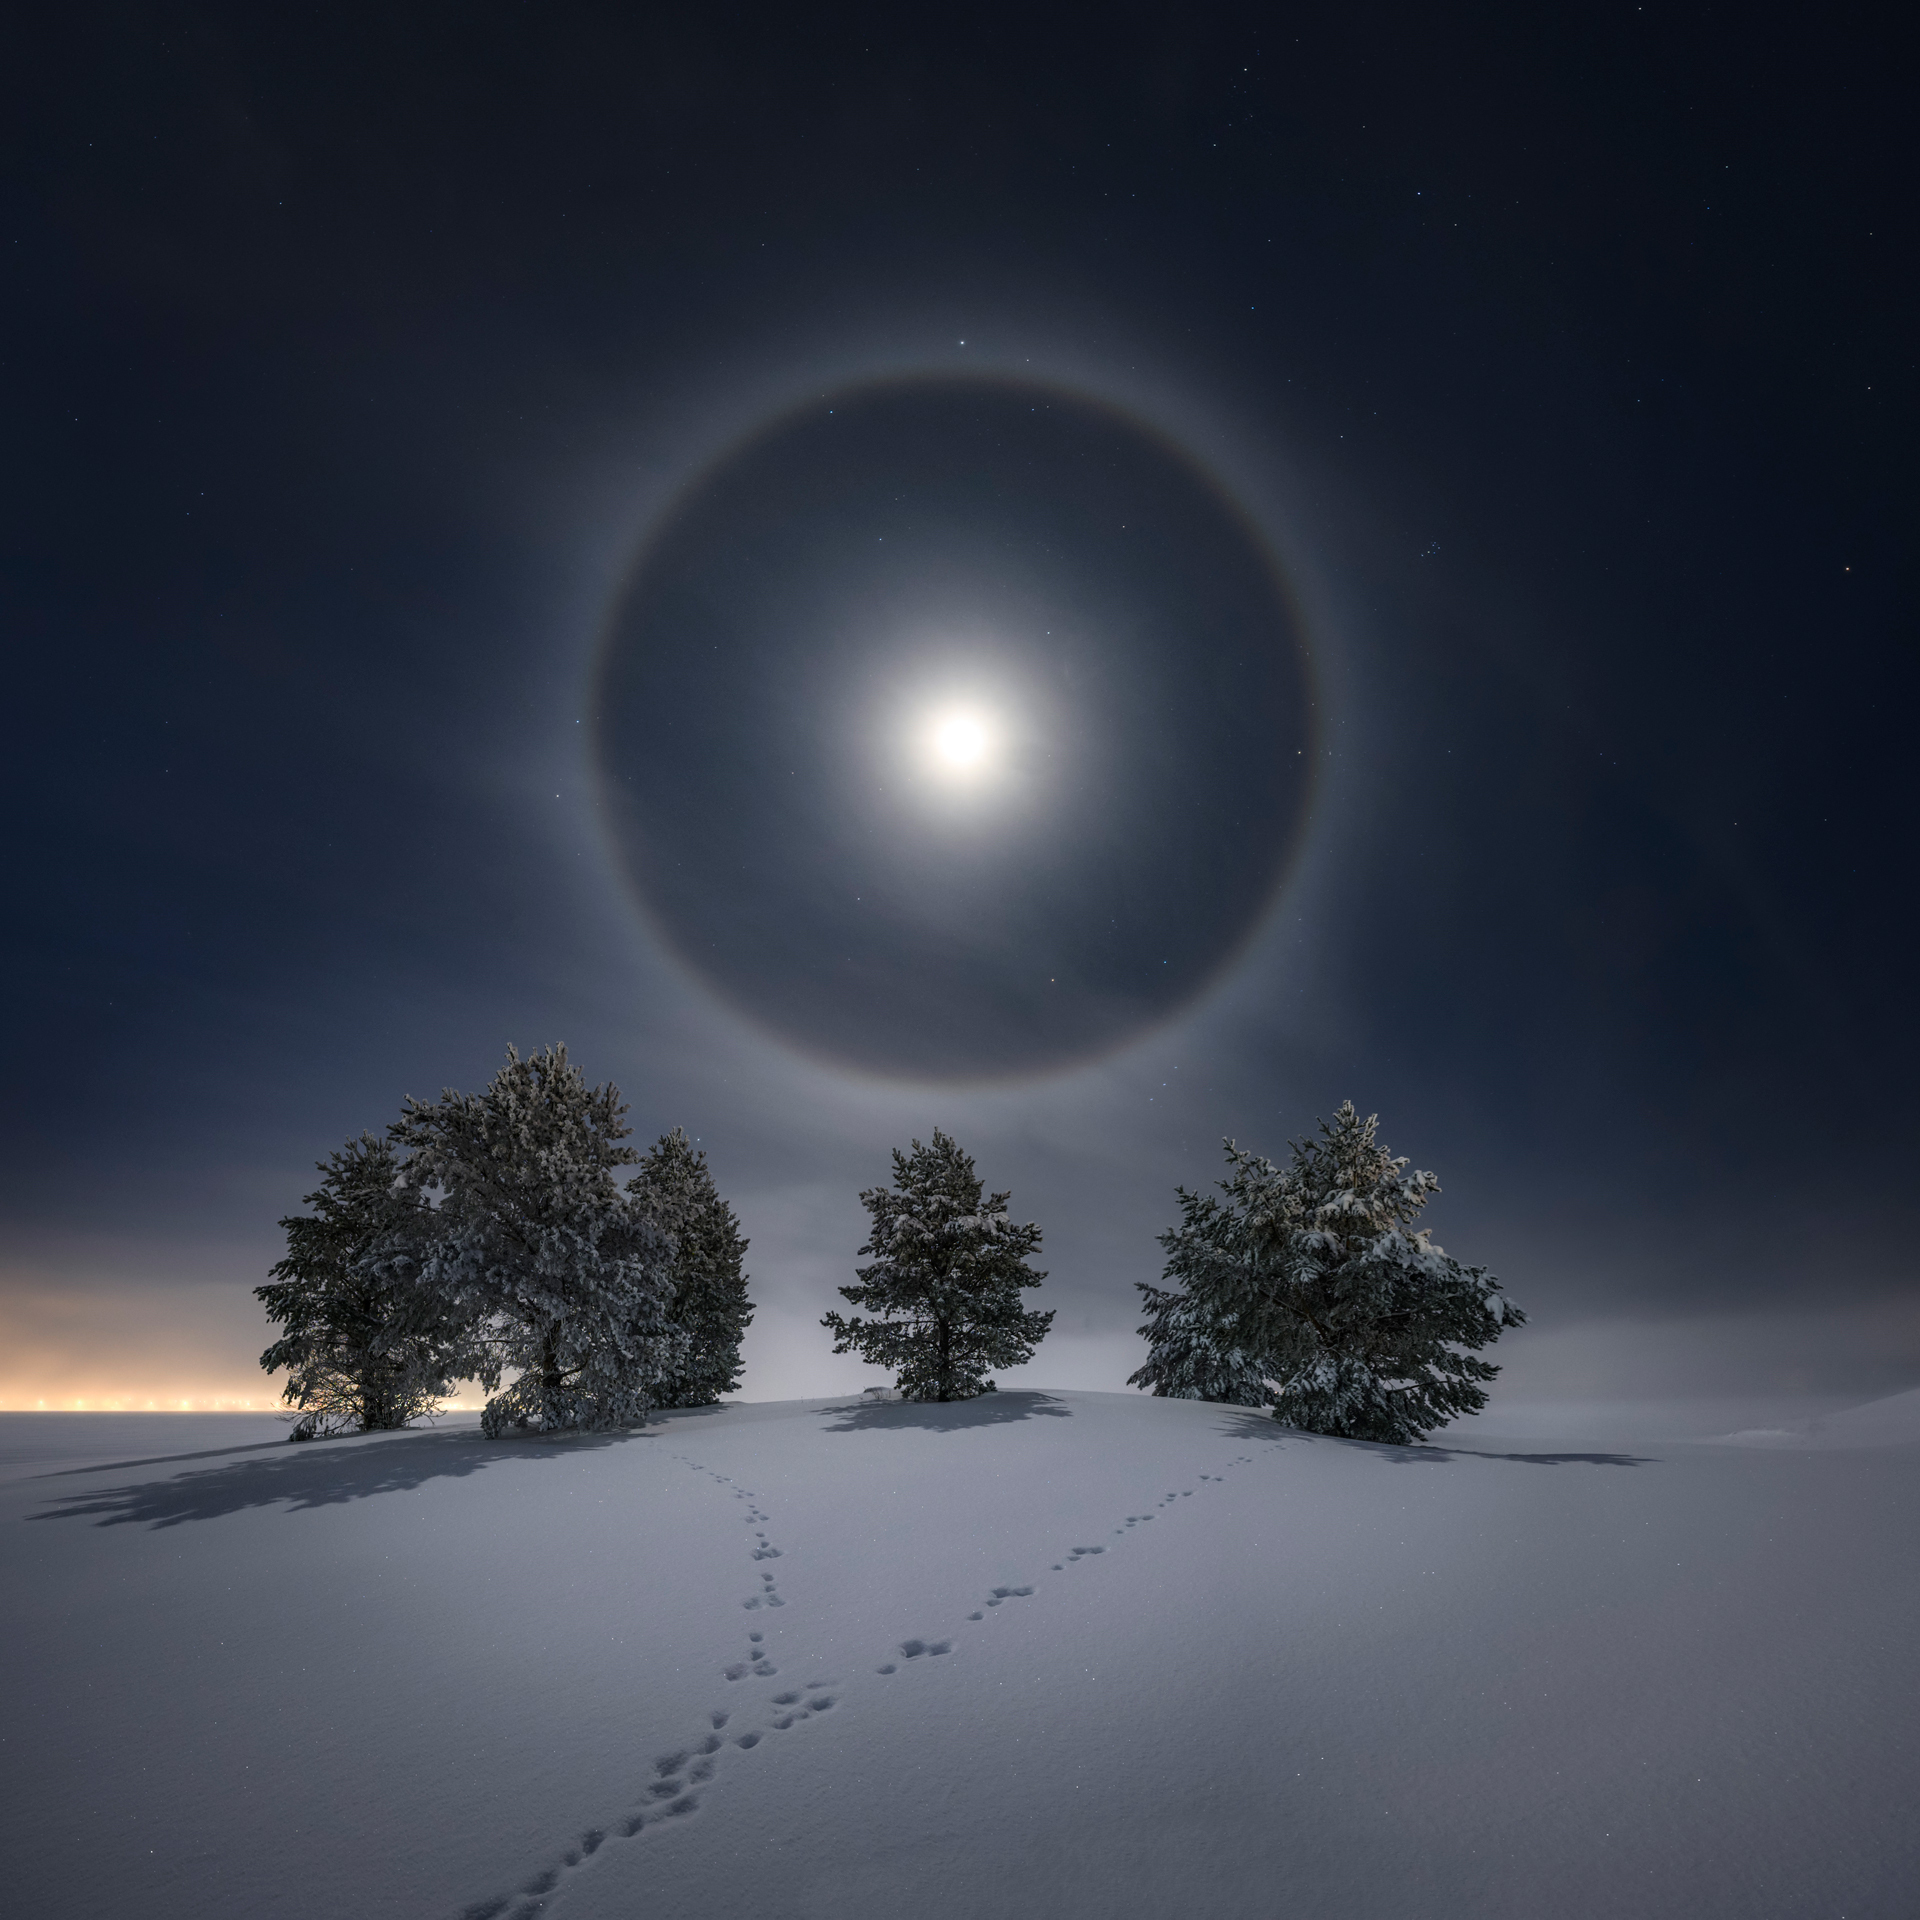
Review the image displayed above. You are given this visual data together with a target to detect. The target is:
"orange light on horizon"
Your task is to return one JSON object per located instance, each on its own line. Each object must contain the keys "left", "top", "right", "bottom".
{"left": 3, "top": 1387, "right": 485, "bottom": 1417}
{"left": 0, "top": 1392, "right": 289, "bottom": 1413}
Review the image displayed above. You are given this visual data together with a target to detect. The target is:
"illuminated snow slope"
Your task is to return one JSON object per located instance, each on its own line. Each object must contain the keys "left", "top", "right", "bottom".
{"left": 3, "top": 1388, "right": 1915, "bottom": 1920}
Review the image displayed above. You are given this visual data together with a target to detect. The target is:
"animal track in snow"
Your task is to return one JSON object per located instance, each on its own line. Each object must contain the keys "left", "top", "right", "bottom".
{"left": 454, "top": 1432, "right": 1281, "bottom": 1917}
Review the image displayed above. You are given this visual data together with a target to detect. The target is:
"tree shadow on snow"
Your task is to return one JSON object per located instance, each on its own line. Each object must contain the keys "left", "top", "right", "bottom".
{"left": 1199, "top": 1409, "right": 1650, "bottom": 1466}
{"left": 1209, "top": 1408, "right": 1298, "bottom": 1445}
{"left": 29, "top": 1425, "right": 655, "bottom": 1530}
{"left": 1375, "top": 1444, "right": 1654, "bottom": 1466}
{"left": 40, "top": 1436, "right": 311, "bottom": 1477}
{"left": 818, "top": 1390, "right": 1075, "bottom": 1433}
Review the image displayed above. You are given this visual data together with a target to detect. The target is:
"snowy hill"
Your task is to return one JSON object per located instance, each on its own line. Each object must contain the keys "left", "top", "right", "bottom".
{"left": 1715, "top": 1383, "right": 1920, "bottom": 1449}
{"left": 3, "top": 1389, "right": 1915, "bottom": 1919}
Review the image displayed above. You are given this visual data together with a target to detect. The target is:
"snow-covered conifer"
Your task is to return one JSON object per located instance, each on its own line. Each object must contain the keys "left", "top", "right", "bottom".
{"left": 256, "top": 1133, "right": 464, "bottom": 1439}
{"left": 379, "top": 1045, "right": 679, "bottom": 1437}
{"left": 1127, "top": 1190, "right": 1270, "bottom": 1407}
{"left": 823, "top": 1130, "right": 1052, "bottom": 1402}
{"left": 1135, "top": 1103, "right": 1523, "bottom": 1442}
{"left": 628, "top": 1128, "right": 753, "bottom": 1407}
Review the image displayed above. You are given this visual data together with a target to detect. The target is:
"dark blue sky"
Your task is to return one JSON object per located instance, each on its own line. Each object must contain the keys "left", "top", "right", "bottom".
{"left": 3, "top": 3, "right": 1913, "bottom": 1407}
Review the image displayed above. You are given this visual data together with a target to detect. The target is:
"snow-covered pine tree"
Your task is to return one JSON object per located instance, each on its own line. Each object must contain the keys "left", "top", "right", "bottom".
{"left": 1139, "top": 1104, "right": 1523, "bottom": 1443}
{"left": 1126, "top": 1183, "right": 1271, "bottom": 1407}
{"left": 256, "top": 1133, "right": 465, "bottom": 1439}
{"left": 822, "top": 1130, "right": 1052, "bottom": 1402}
{"left": 628, "top": 1127, "right": 753, "bottom": 1407}
{"left": 378, "top": 1045, "right": 680, "bottom": 1438}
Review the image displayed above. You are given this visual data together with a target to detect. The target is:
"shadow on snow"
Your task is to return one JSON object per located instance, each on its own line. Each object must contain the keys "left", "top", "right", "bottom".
{"left": 1376, "top": 1444, "right": 1654, "bottom": 1467}
{"left": 818, "top": 1389, "right": 1075, "bottom": 1433}
{"left": 29, "top": 1424, "right": 658, "bottom": 1530}
{"left": 40, "top": 1437, "right": 316, "bottom": 1477}
{"left": 1199, "top": 1407, "right": 1651, "bottom": 1466}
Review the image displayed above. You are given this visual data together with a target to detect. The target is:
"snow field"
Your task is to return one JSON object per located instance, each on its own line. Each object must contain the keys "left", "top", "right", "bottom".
{"left": 2, "top": 1389, "right": 1916, "bottom": 1919}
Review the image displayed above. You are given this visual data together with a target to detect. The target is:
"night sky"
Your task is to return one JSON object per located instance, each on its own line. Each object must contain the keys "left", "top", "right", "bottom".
{"left": 4, "top": 5, "right": 1913, "bottom": 1410}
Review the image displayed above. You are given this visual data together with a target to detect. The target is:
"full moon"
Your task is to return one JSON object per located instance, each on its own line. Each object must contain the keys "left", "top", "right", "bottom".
{"left": 931, "top": 711, "right": 991, "bottom": 770}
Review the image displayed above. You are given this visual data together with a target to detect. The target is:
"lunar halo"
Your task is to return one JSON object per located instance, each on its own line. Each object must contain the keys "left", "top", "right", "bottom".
{"left": 589, "top": 368, "right": 1320, "bottom": 1085}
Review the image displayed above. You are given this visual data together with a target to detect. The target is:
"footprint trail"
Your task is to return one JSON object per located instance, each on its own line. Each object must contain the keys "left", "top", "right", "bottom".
{"left": 453, "top": 1427, "right": 1283, "bottom": 1917}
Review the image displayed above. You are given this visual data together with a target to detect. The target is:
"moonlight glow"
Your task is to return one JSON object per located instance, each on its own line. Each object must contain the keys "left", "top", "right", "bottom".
{"left": 929, "top": 709, "right": 993, "bottom": 773}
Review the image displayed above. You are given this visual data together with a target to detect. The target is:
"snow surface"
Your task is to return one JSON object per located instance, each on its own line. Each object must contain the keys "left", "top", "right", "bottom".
{"left": 3, "top": 1389, "right": 1916, "bottom": 1919}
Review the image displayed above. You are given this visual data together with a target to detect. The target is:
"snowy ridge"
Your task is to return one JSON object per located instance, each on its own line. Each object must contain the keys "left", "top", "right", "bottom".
{"left": 1714, "top": 1383, "right": 1920, "bottom": 1449}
